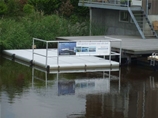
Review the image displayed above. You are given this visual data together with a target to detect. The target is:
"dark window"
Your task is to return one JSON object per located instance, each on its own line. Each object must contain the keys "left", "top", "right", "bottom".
{"left": 119, "top": 11, "right": 129, "bottom": 22}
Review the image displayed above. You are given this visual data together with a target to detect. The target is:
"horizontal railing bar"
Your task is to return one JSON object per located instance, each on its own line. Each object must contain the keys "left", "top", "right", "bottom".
{"left": 33, "top": 36, "right": 122, "bottom": 43}
{"left": 33, "top": 38, "right": 47, "bottom": 42}
{"left": 33, "top": 52, "right": 46, "bottom": 57}
{"left": 33, "top": 38, "right": 121, "bottom": 43}
{"left": 111, "top": 52, "right": 120, "bottom": 55}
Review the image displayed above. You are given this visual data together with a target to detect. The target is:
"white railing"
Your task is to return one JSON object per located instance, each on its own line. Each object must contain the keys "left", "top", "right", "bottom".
{"left": 32, "top": 36, "right": 122, "bottom": 68}
{"left": 32, "top": 38, "right": 58, "bottom": 68}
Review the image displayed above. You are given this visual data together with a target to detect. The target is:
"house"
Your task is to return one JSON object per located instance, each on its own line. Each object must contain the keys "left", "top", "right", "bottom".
{"left": 78, "top": 0, "right": 158, "bottom": 39}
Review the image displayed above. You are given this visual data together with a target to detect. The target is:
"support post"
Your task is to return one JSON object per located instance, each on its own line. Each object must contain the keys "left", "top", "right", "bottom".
{"left": 146, "top": 0, "right": 148, "bottom": 15}
{"left": 46, "top": 42, "right": 48, "bottom": 67}
{"left": 57, "top": 42, "right": 59, "bottom": 65}
{"left": 32, "top": 38, "right": 35, "bottom": 63}
{"left": 119, "top": 41, "right": 122, "bottom": 65}
{"left": 90, "top": 7, "right": 92, "bottom": 36}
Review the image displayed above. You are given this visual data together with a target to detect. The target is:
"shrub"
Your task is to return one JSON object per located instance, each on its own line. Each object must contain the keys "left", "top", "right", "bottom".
{"left": 0, "top": 19, "right": 31, "bottom": 49}
{"left": 59, "top": 0, "right": 74, "bottom": 17}
{"left": 0, "top": 13, "right": 90, "bottom": 51}
{"left": 28, "top": 0, "right": 61, "bottom": 14}
{"left": 91, "top": 22, "right": 107, "bottom": 35}
{"left": 0, "top": 2, "right": 7, "bottom": 15}
{"left": 6, "top": 0, "right": 21, "bottom": 16}
{"left": 23, "top": 4, "right": 35, "bottom": 14}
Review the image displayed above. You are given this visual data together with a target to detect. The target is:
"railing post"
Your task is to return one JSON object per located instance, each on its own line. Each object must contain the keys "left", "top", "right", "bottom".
{"left": 119, "top": 41, "right": 122, "bottom": 65}
{"left": 146, "top": 0, "right": 148, "bottom": 15}
{"left": 46, "top": 41, "right": 48, "bottom": 67}
{"left": 57, "top": 41, "right": 59, "bottom": 65}
{"left": 90, "top": 7, "right": 92, "bottom": 36}
{"left": 109, "top": 41, "right": 111, "bottom": 64}
{"left": 32, "top": 38, "right": 35, "bottom": 63}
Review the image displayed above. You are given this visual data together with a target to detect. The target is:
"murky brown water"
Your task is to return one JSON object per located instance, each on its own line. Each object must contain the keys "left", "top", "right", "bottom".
{"left": 0, "top": 56, "right": 158, "bottom": 118}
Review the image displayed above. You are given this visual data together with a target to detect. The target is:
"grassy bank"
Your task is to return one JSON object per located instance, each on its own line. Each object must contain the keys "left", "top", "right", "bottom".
{"left": 0, "top": 12, "right": 90, "bottom": 51}
{"left": 0, "top": 13, "right": 107, "bottom": 52}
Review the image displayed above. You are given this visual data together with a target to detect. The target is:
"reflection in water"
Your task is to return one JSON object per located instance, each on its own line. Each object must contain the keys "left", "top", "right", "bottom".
{"left": 32, "top": 68, "right": 121, "bottom": 96}
{"left": 58, "top": 80, "right": 75, "bottom": 95}
{"left": 32, "top": 68, "right": 114, "bottom": 118}
{"left": 31, "top": 67, "right": 122, "bottom": 118}
{"left": 1, "top": 56, "right": 158, "bottom": 118}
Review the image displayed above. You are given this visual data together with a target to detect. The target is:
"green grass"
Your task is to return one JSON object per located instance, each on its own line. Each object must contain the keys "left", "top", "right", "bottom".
{"left": 0, "top": 13, "right": 90, "bottom": 50}
{"left": 0, "top": 12, "right": 107, "bottom": 51}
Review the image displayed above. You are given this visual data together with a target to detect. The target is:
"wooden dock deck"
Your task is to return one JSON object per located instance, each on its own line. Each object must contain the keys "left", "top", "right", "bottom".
{"left": 109, "top": 35, "right": 158, "bottom": 55}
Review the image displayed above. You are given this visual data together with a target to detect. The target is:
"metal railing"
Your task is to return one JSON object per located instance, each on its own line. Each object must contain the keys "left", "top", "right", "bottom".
{"left": 32, "top": 38, "right": 58, "bottom": 68}
{"left": 32, "top": 37, "right": 122, "bottom": 68}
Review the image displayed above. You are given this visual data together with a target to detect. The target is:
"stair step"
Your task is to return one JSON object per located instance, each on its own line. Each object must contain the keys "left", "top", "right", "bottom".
{"left": 145, "top": 30, "right": 156, "bottom": 34}
{"left": 144, "top": 34, "right": 155, "bottom": 36}
{"left": 133, "top": 14, "right": 143, "bottom": 16}
{"left": 144, "top": 35, "right": 156, "bottom": 37}
{"left": 137, "top": 21, "right": 143, "bottom": 23}
{"left": 129, "top": 8, "right": 158, "bottom": 39}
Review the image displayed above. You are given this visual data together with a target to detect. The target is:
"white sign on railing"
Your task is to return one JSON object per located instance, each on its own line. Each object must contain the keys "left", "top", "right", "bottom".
{"left": 58, "top": 41, "right": 110, "bottom": 56}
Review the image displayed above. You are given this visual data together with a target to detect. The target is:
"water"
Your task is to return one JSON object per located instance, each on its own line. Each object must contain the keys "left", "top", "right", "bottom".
{"left": 0, "top": 56, "right": 158, "bottom": 118}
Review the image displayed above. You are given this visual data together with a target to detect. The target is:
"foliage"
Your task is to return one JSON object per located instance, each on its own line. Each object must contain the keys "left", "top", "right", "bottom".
{"left": 27, "top": 0, "right": 89, "bottom": 17}
{"left": 68, "top": 21, "right": 89, "bottom": 36}
{"left": 0, "top": 0, "right": 89, "bottom": 22}
{"left": 0, "top": 13, "right": 89, "bottom": 50}
{"left": 28, "top": 0, "right": 61, "bottom": 14}
{"left": 5, "top": 0, "right": 22, "bottom": 16}
{"left": 23, "top": 4, "right": 35, "bottom": 14}
{"left": 0, "top": 12, "right": 107, "bottom": 50}
{"left": 0, "top": 2, "right": 8, "bottom": 15}
{"left": 70, "top": 0, "right": 89, "bottom": 17}
{"left": 59, "top": 0, "right": 74, "bottom": 17}
{"left": 0, "top": 19, "right": 31, "bottom": 49}
{"left": 91, "top": 21, "right": 108, "bottom": 35}
{"left": 0, "top": 0, "right": 95, "bottom": 51}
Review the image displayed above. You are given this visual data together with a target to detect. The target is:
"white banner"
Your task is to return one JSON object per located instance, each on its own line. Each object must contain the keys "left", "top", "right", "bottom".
{"left": 75, "top": 41, "right": 110, "bottom": 55}
{"left": 58, "top": 41, "right": 110, "bottom": 56}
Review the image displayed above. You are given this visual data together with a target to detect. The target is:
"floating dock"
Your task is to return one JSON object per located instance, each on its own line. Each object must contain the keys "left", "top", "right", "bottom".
{"left": 3, "top": 36, "right": 122, "bottom": 73}
{"left": 3, "top": 49, "right": 119, "bottom": 73}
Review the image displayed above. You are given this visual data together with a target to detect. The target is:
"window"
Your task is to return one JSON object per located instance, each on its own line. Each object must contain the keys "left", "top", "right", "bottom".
{"left": 119, "top": 11, "right": 130, "bottom": 22}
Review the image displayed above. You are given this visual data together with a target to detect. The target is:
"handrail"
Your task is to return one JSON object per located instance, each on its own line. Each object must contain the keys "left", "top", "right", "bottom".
{"left": 32, "top": 36, "right": 122, "bottom": 68}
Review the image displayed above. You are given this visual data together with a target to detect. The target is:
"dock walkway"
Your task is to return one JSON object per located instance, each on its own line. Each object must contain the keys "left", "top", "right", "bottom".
{"left": 110, "top": 35, "right": 158, "bottom": 55}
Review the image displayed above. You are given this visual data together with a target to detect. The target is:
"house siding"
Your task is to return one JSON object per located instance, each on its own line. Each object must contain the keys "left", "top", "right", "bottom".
{"left": 142, "top": 0, "right": 158, "bottom": 15}
{"left": 92, "top": 8, "right": 139, "bottom": 36}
